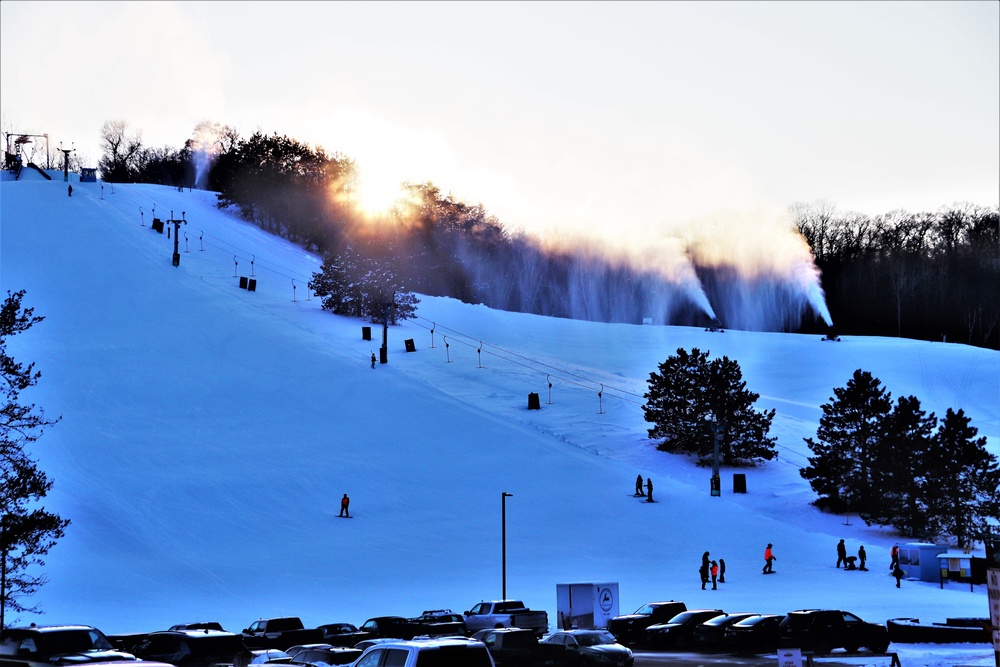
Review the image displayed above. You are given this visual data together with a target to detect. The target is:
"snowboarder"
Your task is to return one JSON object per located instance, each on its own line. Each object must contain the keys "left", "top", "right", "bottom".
{"left": 635, "top": 474, "right": 644, "bottom": 496}
{"left": 858, "top": 545, "right": 868, "bottom": 571}
{"left": 700, "top": 551, "right": 710, "bottom": 589}
{"left": 893, "top": 565, "right": 904, "bottom": 588}
{"left": 645, "top": 477, "right": 653, "bottom": 502}
{"left": 719, "top": 558, "right": 726, "bottom": 583}
{"left": 710, "top": 560, "right": 719, "bottom": 590}
{"left": 762, "top": 543, "right": 776, "bottom": 573}
{"left": 371, "top": 352, "right": 376, "bottom": 369}
{"left": 844, "top": 555, "right": 857, "bottom": 570}
{"left": 67, "top": 185, "right": 73, "bottom": 197}
{"left": 339, "top": 493, "right": 350, "bottom": 517}
{"left": 836, "top": 538, "right": 847, "bottom": 568}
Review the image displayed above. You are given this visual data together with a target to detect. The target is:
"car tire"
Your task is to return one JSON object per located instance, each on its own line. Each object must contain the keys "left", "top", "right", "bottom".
{"left": 867, "top": 640, "right": 889, "bottom": 654}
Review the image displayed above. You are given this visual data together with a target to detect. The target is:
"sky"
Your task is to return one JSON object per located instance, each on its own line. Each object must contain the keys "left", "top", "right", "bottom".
{"left": 2, "top": 1, "right": 998, "bottom": 246}
{"left": 1, "top": 173, "right": 999, "bottom": 666}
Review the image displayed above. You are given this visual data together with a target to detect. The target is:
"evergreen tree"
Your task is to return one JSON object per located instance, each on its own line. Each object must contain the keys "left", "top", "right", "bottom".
{"left": 310, "top": 249, "right": 362, "bottom": 317}
{"left": 643, "top": 348, "right": 776, "bottom": 466}
{"left": 310, "top": 248, "right": 419, "bottom": 324}
{"left": 801, "top": 369, "right": 891, "bottom": 514}
{"left": 867, "top": 395, "right": 936, "bottom": 535}
{"left": 1, "top": 291, "right": 70, "bottom": 628}
{"left": 923, "top": 408, "right": 1000, "bottom": 548}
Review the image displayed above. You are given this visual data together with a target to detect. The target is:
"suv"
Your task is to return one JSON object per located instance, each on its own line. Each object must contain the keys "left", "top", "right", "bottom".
{"left": 607, "top": 601, "right": 687, "bottom": 645}
{"left": 351, "top": 638, "right": 494, "bottom": 667}
{"left": 0, "top": 625, "right": 136, "bottom": 667}
{"left": 778, "top": 609, "right": 889, "bottom": 654}
{"left": 644, "top": 609, "right": 725, "bottom": 649}
{"left": 130, "top": 630, "right": 246, "bottom": 667}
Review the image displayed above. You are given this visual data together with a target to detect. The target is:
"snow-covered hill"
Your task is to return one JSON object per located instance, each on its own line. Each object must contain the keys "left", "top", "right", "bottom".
{"left": 1, "top": 177, "right": 997, "bottom": 665}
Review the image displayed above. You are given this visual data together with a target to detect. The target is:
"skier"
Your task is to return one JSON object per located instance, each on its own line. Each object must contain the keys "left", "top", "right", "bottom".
{"left": 836, "top": 538, "right": 847, "bottom": 568}
{"left": 67, "top": 185, "right": 73, "bottom": 197}
{"left": 858, "top": 545, "right": 868, "bottom": 571}
{"left": 762, "top": 543, "right": 776, "bottom": 573}
{"left": 371, "top": 352, "right": 376, "bottom": 369}
{"left": 646, "top": 477, "right": 653, "bottom": 502}
{"left": 339, "top": 493, "right": 350, "bottom": 517}
{"left": 635, "top": 474, "right": 644, "bottom": 496}
{"left": 710, "top": 561, "right": 719, "bottom": 590}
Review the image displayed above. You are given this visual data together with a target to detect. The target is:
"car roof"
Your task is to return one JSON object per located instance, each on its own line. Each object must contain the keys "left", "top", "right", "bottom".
{"left": 4, "top": 625, "right": 99, "bottom": 633}
{"left": 149, "top": 630, "right": 236, "bottom": 638}
{"left": 360, "top": 638, "right": 485, "bottom": 649}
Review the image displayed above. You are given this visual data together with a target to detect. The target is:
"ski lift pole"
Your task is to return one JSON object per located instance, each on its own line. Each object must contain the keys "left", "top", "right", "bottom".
{"left": 292, "top": 279, "right": 297, "bottom": 302}
{"left": 233, "top": 256, "right": 238, "bottom": 278}
{"left": 598, "top": 384, "right": 605, "bottom": 414}
{"left": 443, "top": 336, "right": 451, "bottom": 363}
{"left": 477, "top": 342, "right": 483, "bottom": 368}
{"left": 546, "top": 374, "right": 553, "bottom": 404}
{"left": 139, "top": 206, "right": 144, "bottom": 227}
{"left": 430, "top": 322, "right": 436, "bottom": 348}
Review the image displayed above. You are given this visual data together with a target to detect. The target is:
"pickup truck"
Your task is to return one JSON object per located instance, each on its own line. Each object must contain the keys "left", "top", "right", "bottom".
{"left": 241, "top": 617, "right": 323, "bottom": 650}
{"left": 464, "top": 600, "right": 549, "bottom": 637}
{"left": 478, "top": 628, "right": 568, "bottom": 667}
{"left": 351, "top": 638, "right": 494, "bottom": 667}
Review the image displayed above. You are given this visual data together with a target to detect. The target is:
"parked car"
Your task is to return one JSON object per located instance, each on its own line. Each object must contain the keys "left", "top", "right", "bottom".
{"left": 690, "top": 613, "right": 758, "bottom": 650}
{"left": 777, "top": 609, "right": 890, "bottom": 654}
{"left": 540, "top": 630, "right": 633, "bottom": 667}
{"left": 286, "top": 645, "right": 361, "bottom": 665}
{"left": 351, "top": 638, "right": 495, "bottom": 667}
{"left": 130, "top": 630, "right": 246, "bottom": 667}
{"left": 479, "top": 627, "right": 567, "bottom": 667}
{"left": 410, "top": 611, "right": 468, "bottom": 638}
{"left": 463, "top": 601, "right": 549, "bottom": 637}
{"left": 644, "top": 609, "right": 725, "bottom": 649}
{"left": 316, "top": 624, "right": 366, "bottom": 647}
{"left": 722, "top": 614, "right": 785, "bottom": 654}
{"left": 357, "top": 617, "right": 417, "bottom": 641}
{"left": 607, "top": 601, "right": 687, "bottom": 646}
{"left": 0, "top": 624, "right": 137, "bottom": 667}
{"left": 168, "top": 624, "right": 226, "bottom": 633}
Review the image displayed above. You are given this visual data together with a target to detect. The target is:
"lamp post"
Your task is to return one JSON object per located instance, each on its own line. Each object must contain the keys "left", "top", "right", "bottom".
{"left": 502, "top": 492, "right": 513, "bottom": 600}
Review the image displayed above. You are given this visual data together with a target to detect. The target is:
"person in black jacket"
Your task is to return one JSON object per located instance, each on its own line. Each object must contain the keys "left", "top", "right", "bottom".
{"left": 836, "top": 539, "right": 847, "bottom": 568}
{"left": 700, "top": 552, "right": 710, "bottom": 590}
{"left": 858, "top": 545, "right": 868, "bottom": 571}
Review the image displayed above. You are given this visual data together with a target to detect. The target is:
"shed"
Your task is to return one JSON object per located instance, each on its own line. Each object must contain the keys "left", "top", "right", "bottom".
{"left": 556, "top": 582, "right": 619, "bottom": 630}
{"left": 80, "top": 168, "right": 97, "bottom": 183}
{"left": 937, "top": 549, "right": 988, "bottom": 589}
{"left": 897, "top": 542, "right": 948, "bottom": 582}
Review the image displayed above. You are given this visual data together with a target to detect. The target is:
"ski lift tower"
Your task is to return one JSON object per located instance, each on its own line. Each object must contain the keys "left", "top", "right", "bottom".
{"left": 58, "top": 142, "right": 75, "bottom": 181}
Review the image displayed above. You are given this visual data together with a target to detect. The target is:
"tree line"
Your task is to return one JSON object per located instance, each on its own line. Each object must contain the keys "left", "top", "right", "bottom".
{"left": 793, "top": 201, "right": 999, "bottom": 349}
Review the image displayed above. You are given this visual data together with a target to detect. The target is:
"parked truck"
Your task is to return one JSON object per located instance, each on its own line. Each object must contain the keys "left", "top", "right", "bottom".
{"left": 241, "top": 617, "right": 323, "bottom": 650}
{"left": 478, "top": 628, "right": 568, "bottom": 667}
{"left": 464, "top": 600, "right": 549, "bottom": 637}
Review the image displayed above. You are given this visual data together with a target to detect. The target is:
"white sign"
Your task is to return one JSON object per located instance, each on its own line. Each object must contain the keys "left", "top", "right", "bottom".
{"left": 777, "top": 648, "right": 802, "bottom": 667}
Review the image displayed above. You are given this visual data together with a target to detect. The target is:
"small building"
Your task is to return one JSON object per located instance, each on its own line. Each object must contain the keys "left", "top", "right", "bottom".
{"left": 80, "top": 168, "right": 97, "bottom": 183}
{"left": 897, "top": 542, "right": 948, "bottom": 583}
{"left": 556, "top": 582, "right": 619, "bottom": 630}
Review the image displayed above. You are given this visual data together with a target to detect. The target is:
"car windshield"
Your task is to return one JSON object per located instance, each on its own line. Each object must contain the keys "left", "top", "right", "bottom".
{"left": 34, "top": 629, "right": 114, "bottom": 654}
{"left": 575, "top": 632, "right": 616, "bottom": 646}
{"left": 733, "top": 616, "right": 767, "bottom": 627}
{"left": 633, "top": 604, "right": 657, "bottom": 615}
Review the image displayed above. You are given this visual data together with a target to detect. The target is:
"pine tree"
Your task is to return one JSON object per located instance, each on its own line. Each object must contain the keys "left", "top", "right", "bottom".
{"left": 801, "top": 369, "right": 891, "bottom": 514}
{"left": 923, "top": 408, "right": 1000, "bottom": 548}
{"left": 867, "top": 395, "right": 936, "bottom": 535}
{"left": 1, "top": 290, "right": 70, "bottom": 628}
{"left": 643, "top": 348, "right": 776, "bottom": 466}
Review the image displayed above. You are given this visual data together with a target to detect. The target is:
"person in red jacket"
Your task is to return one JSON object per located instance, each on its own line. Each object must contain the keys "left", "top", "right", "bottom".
{"left": 339, "top": 493, "right": 350, "bottom": 517}
{"left": 710, "top": 561, "right": 719, "bottom": 589}
{"left": 762, "top": 543, "right": 776, "bottom": 573}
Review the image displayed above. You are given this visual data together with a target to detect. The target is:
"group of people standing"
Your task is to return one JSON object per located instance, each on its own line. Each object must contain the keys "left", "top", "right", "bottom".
{"left": 634, "top": 474, "right": 653, "bottom": 502}
{"left": 700, "top": 552, "right": 726, "bottom": 589}
{"left": 836, "top": 538, "right": 868, "bottom": 571}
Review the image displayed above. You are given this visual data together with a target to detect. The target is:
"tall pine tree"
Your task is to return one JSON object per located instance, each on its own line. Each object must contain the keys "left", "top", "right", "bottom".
{"left": 923, "top": 408, "right": 1000, "bottom": 548}
{"left": 1, "top": 290, "right": 70, "bottom": 628}
{"left": 801, "top": 369, "right": 891, "bottom": 514}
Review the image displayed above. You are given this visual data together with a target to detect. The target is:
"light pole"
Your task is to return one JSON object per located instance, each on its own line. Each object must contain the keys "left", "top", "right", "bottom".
{"left": 502, "top": 492, "right": 513, "bottom": 600}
